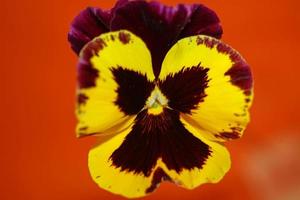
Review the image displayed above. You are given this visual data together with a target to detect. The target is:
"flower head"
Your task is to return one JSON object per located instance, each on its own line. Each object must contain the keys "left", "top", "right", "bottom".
{"left": 68, "top": 0, "right": 253, "bottom": 198}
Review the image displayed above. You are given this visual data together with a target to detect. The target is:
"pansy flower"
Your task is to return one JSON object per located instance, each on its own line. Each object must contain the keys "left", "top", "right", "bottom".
{"left": 68, "top": 0, "right": 253, "bottom": 198}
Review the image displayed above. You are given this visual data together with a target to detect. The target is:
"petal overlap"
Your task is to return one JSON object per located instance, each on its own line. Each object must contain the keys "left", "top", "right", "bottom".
{"left": 111, "top": 1, "right": 222, "bottom": 77}
{"left": 69, "top": 0, "right": 222, "bottom": 77}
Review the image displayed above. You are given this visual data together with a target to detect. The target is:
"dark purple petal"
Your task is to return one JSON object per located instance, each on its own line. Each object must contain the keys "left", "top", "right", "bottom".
{"left": 111, "top": 1, "right": 222, "bottom": 77}
{"left": 68, "top": 7, "right": 111, "bottom": 54}
{"left": 179, "top": 4, "right": 223, "bottom": 39}
{"left": 68, "top": 1, "right": 131, "bottom": 54}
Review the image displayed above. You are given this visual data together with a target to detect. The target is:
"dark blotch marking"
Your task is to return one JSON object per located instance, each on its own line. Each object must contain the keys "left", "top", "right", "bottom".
{"left": 78, "top": 38, "right": 107, "bottom": 88}
{"left": 110, "top": 109, "right": 211, "bottom": 176}
{"left": 110, "top": 35, "right": 115, "bottom": 41}
{"left": 79, "top": 126, "right": 88, "bottom": 131}
{"left": 81, "top": 38, "right": 107, "bottom": 61}
{"left": 118, "top": 31, "right": 131, "bottom": 44}
{"left": 197, "top": 37, "right": 253, "bottom": 95}
{"left": 225, "top": 62, "right": 253, "bottom": 95}
{"left": 111, "top": 67, "right": 155, "bottom": 115}
{"left": 204, "top": 37, "right": 218, "bottom": 48}
{"left": 196, "top": 36, "right": 204, "bottom": 45}
{"left": 217, "top": 127, "right": 243, "bottom": 140}
{"left": 77, "top": 93, "right": 88, "bottom": 105}
{"left": 146, "top": 168, "right": 172, "bottom": 194}
{"left": 159, "top": 65, "right": 209, "bottom": 114}
{"left": 216, "top": 42, "right": 229, "bottom": 54}
{"left": 234, "top": 112, "right": 247, "bottom": 117}
{"left": 196, "top": 36, "right": 218, "bottom": 48}
{"left": 216, "top": 41, "right": 253, "bottom": 95}
{"left": 78, "top": 62, "right": 99, "bottom": 89}
{"left": 218, "top": 132, "right": 240, "bottom": 140}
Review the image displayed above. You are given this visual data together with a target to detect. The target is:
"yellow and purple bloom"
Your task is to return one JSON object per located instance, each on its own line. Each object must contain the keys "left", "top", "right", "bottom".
{"left": 68, "top": 0, "right": 253, "bottom": 198}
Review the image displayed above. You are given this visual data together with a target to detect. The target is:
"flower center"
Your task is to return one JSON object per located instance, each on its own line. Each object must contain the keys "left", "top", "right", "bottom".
{"left": 146, "top": 86, "right": 168, "bottom": 115}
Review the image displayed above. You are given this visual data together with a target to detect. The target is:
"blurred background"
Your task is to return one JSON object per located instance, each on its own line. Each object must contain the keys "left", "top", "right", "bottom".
{"left": 1, "top": 0, "right": 300, "bottom": 199}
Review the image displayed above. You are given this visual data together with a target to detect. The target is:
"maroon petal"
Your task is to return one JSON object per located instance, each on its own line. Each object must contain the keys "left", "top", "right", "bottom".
{"left": 111, "top": 1, "right": 222, "bottom": 77}
{"left": 68, "top": 1, "right": 131, "bottom": 54}
{"left": 180, "top": 4, "right": 223, "bottom": 39}
{"left": 68, "top": 7, "right": 111, "bottom": 54}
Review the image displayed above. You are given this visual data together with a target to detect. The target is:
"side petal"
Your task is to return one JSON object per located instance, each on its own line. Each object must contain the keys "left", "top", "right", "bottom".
{"left": 111, "top": 1, "right": 222, "bottom": 77}
{"left": 159, "top": 35, "right": 253, "bottom": 141}
{"left": 77, "top": 30, "right": 155, "bottom": 137}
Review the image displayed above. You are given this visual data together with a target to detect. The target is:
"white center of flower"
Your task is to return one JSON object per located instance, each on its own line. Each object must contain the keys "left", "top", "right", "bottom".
{"left": 146, "top": 86, "right": 168, "bottom": 115}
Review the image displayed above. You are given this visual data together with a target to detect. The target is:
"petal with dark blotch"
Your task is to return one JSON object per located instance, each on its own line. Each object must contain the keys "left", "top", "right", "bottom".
{"left": 159, "top": 35, "right": 253, "bottom": 142}
{"left": 111, "top": 1, "right": 222, "bottom": 77}
{"left": 89, "top": 108, "right": 230, "bottom": 198}
{"left": 76, "top": 30, "right": 155, "bottom": 137}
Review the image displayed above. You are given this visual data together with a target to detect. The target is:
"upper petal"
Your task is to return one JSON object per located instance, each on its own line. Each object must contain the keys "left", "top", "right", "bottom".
{"left": 159, "top": 35, "right": 253, "bottom": 142}
{"left": 111, "top": 0, "right": 222, "bottom": 77}
{"left": 68, "top": 7, "right": 111, "bottom": 54}
{"left": 67, "top": 1, "right": 133, "bottom": 54}
{"left": 68, "top": 0, "right": 222, "bottom": 75}
{"left": 76, "top": 30, "right": 155, "bottom": 137}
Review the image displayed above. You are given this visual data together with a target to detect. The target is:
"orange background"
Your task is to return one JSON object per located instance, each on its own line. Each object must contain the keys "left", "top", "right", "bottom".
{"left": 1, "top": 0, "right": 300, "bottom": 199}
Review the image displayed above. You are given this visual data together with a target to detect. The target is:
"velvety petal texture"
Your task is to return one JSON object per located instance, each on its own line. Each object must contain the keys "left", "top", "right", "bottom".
{"left": 69, "top": 1, "right": 253, "bottom": 198}
{"left": 68, "top": 7, "right": 111, "bottom": 54}
{"left": 76, "top": 30, "right": 252, "bottom": 198}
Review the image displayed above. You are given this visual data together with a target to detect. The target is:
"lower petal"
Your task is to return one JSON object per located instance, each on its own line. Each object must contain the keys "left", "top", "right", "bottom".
{"left": 88, "top": 109, "right": 230, "bottom": 197}
{"left": 89, "top": 128, "right": 154, "bottom": 198}
{"left": 162, "top": 117, "right": 231, "bottom": 189}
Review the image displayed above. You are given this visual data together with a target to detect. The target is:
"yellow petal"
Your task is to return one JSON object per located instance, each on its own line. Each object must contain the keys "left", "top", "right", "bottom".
{"left": 89, "top": 127, "right": 154, "bottom": 198}
{"left": 76, "top": 30, "right": 155, "bottom": 137}
{"left": 159, "top": 35, "right": 253, "bottom": 141}
{"left": 160, "top": 116, "right": 231, "bottom": 189}
{"left": 89, "top": 109, "right": 230, "bottom": 198}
